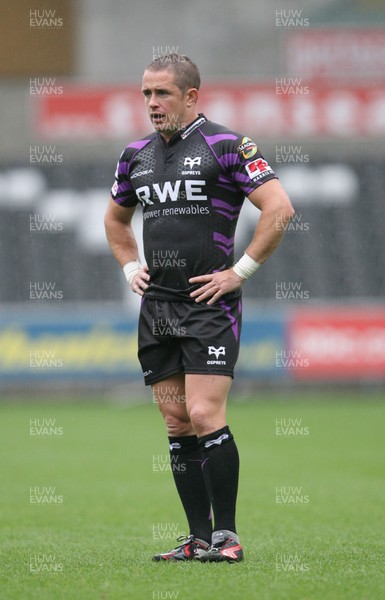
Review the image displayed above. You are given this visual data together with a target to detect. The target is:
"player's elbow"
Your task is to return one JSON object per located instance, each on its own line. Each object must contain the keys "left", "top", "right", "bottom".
{"left": 271, "top": 194, "right": 295, "bottom": 224}
{"left": 279, "top": 200, "right": 295, "bottom": 223}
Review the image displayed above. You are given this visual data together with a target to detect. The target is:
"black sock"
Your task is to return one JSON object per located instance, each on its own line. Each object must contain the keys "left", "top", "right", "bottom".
{"left": 168, "top": 435, "right": 212, "bottom": 544}
{"left": 198, "top": 425, "right": 239, "bottom": 534}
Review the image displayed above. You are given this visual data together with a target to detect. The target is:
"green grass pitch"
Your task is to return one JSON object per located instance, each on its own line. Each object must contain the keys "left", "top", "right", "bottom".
{"left": 1, "top": 390, "right": 384, "bottom": 599}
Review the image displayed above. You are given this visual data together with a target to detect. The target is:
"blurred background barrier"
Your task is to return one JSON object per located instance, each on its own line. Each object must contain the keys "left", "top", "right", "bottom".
{"left": 0, "top": 0, "right": 384, "bottom": 392}
{"left": 33, "top": 82, "right": 385, "bottom": 139}
{"left": 1, "top": 307, "right": 384, "bottom": 385}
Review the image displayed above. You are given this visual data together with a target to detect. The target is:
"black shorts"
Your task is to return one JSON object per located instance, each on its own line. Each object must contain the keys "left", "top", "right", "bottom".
{"left": 138, "top": 296, "right": 242, "bottom": 385}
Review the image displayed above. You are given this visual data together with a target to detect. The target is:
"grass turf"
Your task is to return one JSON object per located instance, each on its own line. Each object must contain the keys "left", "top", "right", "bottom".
{"left": 0, "top": 391, "right": 384, "bottom": 599}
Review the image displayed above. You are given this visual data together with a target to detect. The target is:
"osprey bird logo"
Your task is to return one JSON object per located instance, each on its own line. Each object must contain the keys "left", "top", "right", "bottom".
{"left": 184, "top": 156, "right": 201, "bottom": 169}
{"left": 208, "top": 346, "right": 226, "bottom": 360}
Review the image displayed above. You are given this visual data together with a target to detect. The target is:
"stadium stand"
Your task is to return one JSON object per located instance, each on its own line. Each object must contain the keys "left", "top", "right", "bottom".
{"left": 0, "top": 160, "right": 383, "bottom": 305}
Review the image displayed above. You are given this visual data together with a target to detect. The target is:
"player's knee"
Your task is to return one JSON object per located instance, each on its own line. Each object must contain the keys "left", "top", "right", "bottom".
{"left": 188, "top": 405, "right": 214, "bottom": 435}
{"left": 163, "top": 414, "right": 192, "bottom": 436}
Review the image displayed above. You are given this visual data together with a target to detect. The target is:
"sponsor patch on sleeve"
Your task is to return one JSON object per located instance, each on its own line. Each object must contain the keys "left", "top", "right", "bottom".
{"left": 245, "top": 158, "right": 274, "bottom": 181}
{"left": 237, "top": 136, "right": 258, "bottom": 160}
{"left": 111, "top": 180, "right": 119, "bottom": 196}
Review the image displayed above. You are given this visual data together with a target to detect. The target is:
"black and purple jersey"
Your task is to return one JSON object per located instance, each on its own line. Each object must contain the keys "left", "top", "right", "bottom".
{"left": 111, "top": 114, "right": 277, "bottom": 301}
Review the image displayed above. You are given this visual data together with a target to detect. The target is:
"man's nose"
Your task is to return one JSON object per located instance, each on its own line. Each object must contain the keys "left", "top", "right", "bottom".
{"left": 148, "top": 94, "right": 159, "bottom": 109}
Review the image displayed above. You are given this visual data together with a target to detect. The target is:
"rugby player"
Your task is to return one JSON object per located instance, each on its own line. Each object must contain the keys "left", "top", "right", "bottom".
{"left": 104, "top": 54, "right": 294, "bottom": 562}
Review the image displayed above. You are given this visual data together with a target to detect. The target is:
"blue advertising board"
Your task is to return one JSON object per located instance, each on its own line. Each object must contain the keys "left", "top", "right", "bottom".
{"left": 0, "top": 308, "right": 287, "bottom": 384}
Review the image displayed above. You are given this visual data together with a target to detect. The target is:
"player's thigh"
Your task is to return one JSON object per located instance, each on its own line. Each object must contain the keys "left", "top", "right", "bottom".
{"left": 138, "top": 299, "right": 185, "bottom": 386}
{"left": 185, "top": 373, "right": 232, "bottom": 436}
{"left": 153, "top": 372, "right": 192, "bottom": 435}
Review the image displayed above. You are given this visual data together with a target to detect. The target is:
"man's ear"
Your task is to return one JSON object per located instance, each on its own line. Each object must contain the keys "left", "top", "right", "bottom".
{"left": 185, "top": 88, "right": 199, "bottom": 107}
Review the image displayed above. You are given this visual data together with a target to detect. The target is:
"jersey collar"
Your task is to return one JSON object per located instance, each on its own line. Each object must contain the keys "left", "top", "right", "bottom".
{"left": 158, "top": 113, "right": 207, "bottom": 145}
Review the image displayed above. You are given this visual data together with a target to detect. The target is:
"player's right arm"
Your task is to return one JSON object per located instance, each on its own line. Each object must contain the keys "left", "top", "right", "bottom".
{"left": 104, "top": 198, "right": 150, "bottom": 295}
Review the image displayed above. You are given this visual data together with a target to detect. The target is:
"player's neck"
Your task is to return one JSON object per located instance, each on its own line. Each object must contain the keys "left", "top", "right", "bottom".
{"left": 159, "top": 112, "right": 199, "bottom": 143}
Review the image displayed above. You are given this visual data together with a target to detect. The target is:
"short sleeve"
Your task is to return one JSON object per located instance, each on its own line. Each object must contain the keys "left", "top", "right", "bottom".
{"left": 110, "top": 148, "right": 139, "bottom": 208}
{"left": 228, "top": 136, "right": 277, "bottom": 196}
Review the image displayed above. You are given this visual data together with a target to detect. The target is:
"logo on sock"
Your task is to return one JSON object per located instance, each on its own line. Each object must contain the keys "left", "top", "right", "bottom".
{"left": 169, "top": 442, "right": 182, "bottom": 451}
{"left": 204, "top": 433, "right": 229, "bottom": 449}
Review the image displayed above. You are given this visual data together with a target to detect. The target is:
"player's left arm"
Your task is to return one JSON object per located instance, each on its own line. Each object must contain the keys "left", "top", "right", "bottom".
{"left": 242, "top": 178, "right": 295, "bottom": 263}
{"left": 189, "top": 179, "right": 294, "bottom": 304}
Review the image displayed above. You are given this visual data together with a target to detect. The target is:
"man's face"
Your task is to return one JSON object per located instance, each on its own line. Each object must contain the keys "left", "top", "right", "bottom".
{"left": 141, "top": 69, "right": 190, "bottom": 137}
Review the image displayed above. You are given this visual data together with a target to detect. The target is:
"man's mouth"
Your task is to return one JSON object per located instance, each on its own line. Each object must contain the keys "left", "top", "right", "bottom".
{"left": 150, "top": 113, "right": 166, "bottom": 122}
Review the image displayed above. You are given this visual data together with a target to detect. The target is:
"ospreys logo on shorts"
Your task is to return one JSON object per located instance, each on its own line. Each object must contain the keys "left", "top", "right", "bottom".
{"left": 207, "top": 345, "right": 226, "bottom": 365}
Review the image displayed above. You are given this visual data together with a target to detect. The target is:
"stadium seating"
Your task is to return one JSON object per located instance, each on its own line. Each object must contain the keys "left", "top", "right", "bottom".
{"left": 0, "top": 161, "right": 383, "bottom": 304}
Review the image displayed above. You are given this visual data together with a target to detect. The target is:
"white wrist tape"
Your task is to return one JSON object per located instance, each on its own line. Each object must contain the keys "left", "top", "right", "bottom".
{"left": 123, "top": 260, "right": 142, "bottom": 286}
{"left": 232, "top": 253, "right": 261, "bottom": 280}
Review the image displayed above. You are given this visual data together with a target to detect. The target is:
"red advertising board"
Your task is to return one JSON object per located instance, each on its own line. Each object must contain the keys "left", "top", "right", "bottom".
{"left": 288, "top": 308, "right": 385, "bottom": 379}
{"left": 34, "top": 87, "right": 149, "bottom": 138}
{"left": 287, "top": 29, "right": 385, "bottom": 82}
{"left": 33, "top": 83, "right": 385, "bottom": 139}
